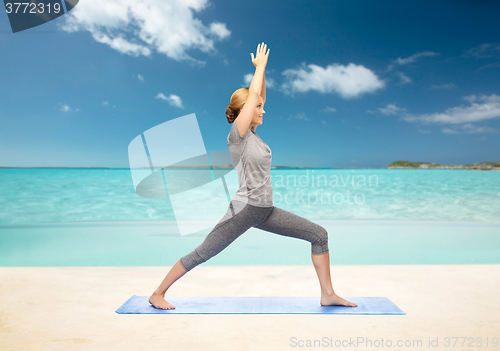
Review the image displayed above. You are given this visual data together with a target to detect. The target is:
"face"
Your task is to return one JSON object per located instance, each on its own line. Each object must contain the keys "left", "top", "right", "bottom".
{"left": 251, "top": 96, "right": 265, "bottom": 126}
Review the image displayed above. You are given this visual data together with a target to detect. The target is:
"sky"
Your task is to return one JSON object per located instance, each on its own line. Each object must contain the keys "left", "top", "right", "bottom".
{"left": 0, "top": 0, "right": 499, "bottom": 168}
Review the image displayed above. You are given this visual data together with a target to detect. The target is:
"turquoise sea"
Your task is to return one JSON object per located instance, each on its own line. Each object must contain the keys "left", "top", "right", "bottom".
{"left": 1, "top": 168, "right": 499, "bottom": 266}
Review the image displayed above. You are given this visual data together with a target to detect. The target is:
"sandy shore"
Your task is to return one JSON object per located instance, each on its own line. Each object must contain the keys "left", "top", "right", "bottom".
{"left": 0, "top": 264, "right": 499, "bottom": 350}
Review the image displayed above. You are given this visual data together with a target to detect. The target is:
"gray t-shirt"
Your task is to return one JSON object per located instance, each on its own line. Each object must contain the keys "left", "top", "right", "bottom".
{"left": 227, "top": 121, "right": 273, "bottom": 207}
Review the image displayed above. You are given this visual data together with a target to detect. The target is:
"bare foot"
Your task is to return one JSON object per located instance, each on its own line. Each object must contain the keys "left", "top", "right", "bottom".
{"left": 320, "top": 293, "right": 357, "bottom": 307}
{"left": 149, "top": 294, "right": 176, "bottom": 310}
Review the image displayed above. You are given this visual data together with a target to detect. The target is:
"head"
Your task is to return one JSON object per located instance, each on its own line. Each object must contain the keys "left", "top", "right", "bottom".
{"left": 226, "top": 87, "right": 265, "bottom": 127}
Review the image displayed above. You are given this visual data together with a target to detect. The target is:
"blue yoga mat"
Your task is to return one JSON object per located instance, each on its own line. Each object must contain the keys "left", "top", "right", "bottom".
{"left": 116, "top": 295, "right": 405, "bottom": 315}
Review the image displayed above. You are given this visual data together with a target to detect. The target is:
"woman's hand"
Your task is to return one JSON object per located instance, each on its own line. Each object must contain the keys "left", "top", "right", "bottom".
{"left": 251, "top": 42, "right": 269, "bottom": 68}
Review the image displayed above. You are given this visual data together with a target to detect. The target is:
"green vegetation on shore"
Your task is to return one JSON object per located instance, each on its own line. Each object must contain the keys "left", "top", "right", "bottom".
{"left": 387, "top": 161, "right": 500, "bottom": 170}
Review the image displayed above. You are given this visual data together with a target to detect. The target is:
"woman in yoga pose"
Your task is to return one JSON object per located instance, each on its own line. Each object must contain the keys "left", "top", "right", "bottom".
{"left": 149, "top": 42, "right": 357, "bottom": 310}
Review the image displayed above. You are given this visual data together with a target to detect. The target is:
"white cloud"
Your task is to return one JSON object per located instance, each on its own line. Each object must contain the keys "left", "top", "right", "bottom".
{"left": 137, "top": 74, "right": 144, "bottom": 82}
{"left": 395, "top": 52, "right": 440, "bottom": 65}
{"left": 286, "top": 112, "right": 311, "bottom": 121}
{"left": 377, "top": 103, "right": 407, "bottom": 116}
{"left": 102, "top": 101, "right": 109, "bottom": 106}
{"left": 442, "top": 123, "right": 498, "bottom": 134}
{"left": 387, "top": 51, "right": 439, "bottom": 71}
{"left": 243, "top": 74, "right": 252, "bottom": 86}
{"left": 323, "top": 107, "right": 337, "bottom": 113}
{"left": 402, "top": 94, "right": 500, "bottom": 124}
{"left": 209, "top": 22, "right": 230, "bottom": 39}
{"left": 58, "top": 0, "right": 230, "bottom": 65}
{"left": 375, "top": 94, "right": 500, "bottom": 135}
{"left": 155, "top": 93, "right": 184, "bottom": 109}
{"left": 463, "top": 43, "right": 500, "bottom": 70}
{"left": 429, "top": 83, "right": 456, "bottom": 90}
{"left": 396, "top": 71, "right": 412, "bottom": 84}
{"left": 243, "top": 73, "right": 275, "bottom": 89}
{"left": 281, "top": 62, "right": 385, "bottom": 99}
{"left": 464, "top": 43, "right": 500, "bottom": 59}
{"left": 59, "top": 102, "right": 79, "bottom": 112}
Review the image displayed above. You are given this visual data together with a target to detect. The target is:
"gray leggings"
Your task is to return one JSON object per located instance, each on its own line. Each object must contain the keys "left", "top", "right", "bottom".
{"left": 179, "top": 200, "right": 329, "bottom": 272}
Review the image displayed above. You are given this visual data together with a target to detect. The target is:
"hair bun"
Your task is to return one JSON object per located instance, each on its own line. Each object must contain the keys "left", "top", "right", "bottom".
{"left": 226, "top": 105, "right": 236, "bottom": 123}
{"left": 226, "top": 87, "right": 248, "bottom": 123}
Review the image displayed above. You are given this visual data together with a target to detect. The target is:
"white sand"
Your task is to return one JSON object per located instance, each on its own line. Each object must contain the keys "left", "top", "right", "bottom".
{"left": 0, "top": 265, "right": 499, "bottom": 350}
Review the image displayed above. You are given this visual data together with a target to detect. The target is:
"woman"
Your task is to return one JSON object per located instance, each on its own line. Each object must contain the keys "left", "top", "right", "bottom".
{"left": 149, "top": 42, "right": 357, "bottom": 310}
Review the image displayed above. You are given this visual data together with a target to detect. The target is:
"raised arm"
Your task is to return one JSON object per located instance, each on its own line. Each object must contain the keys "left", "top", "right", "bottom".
{"left": 261, "top": 70, "right": 266, "bottom": 104}
{"left": 235, "top": 42, "right": 269, "bottom": 137}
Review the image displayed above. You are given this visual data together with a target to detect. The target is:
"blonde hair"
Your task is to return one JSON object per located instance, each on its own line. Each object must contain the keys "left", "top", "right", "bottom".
{"left": 226, "top": 87, "right": 249, "bottom": 123}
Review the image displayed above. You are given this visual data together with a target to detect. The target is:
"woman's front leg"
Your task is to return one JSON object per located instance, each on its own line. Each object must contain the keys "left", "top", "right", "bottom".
{"left": 311, "top": 252, "right": 357, "bottom": 307}
{"left": 311, "top": 251, "right": 335, "bottom": 296}
{"left": 149, "top": 260, "right": 188, "bottom": 309}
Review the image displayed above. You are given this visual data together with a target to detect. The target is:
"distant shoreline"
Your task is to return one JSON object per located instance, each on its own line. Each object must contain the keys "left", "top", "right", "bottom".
{"left": 387, "top": 161, "right": 500, "bottom": 170}
{"left": 1, "top": 161, "right": 499, "bottom": 171}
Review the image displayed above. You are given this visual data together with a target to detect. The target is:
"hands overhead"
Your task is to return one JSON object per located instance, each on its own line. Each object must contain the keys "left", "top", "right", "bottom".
{"left": 251, "top": 42, "right": 270, "bottom": 68}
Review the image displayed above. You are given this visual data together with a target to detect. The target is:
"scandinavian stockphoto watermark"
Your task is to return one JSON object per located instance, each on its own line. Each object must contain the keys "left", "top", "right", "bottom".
{"left": 271, "top": 169, "right": 379, "bottom": 208}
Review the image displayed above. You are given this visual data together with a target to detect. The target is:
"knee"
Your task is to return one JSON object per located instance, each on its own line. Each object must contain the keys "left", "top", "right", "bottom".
{"left": 316, "top": 226, "right": 328, "bottom": 245}
{"left": 180, "top": 250, "right": 207, "bottom": 272}
{"left": 311, "top": 226, "right": 328, "bottom": 255}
